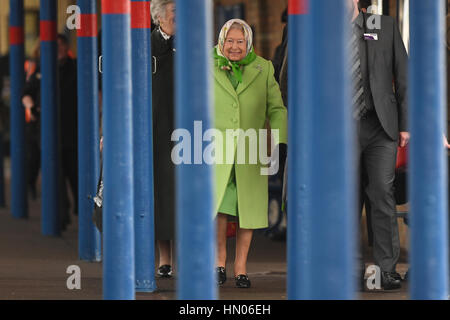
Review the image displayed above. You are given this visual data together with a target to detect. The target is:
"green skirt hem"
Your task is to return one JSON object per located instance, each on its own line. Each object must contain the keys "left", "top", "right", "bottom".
{"left": 218, "top": 166, "right": 238, "bottom": 216}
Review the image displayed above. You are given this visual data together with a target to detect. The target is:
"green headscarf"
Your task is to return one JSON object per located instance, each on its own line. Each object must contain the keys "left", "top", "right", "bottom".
{"left": 213, "top": 47, "right": 256, "bottom": 85}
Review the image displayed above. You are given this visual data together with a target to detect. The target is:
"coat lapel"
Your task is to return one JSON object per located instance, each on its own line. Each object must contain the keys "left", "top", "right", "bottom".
{"left": 236, "top": 63, "right": 262, "bottom": 95}
{"left": 366, "top": 35, "right": 377, "bottom": 71}
{"left": 358, "top": 37, "right": 368, "bottom": 84}
{"left": 214, "top": 66, "right": 238, "bottom": 99}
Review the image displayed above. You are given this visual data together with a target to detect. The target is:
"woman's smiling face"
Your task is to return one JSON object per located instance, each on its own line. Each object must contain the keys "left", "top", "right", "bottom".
{"left": 223, "top": 28, "right": 247, "bottom": 61}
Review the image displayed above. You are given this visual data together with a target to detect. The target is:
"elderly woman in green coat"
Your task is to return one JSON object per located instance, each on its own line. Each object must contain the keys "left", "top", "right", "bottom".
{"left": 213, "top": 19, "right": 288, "bottom": 288}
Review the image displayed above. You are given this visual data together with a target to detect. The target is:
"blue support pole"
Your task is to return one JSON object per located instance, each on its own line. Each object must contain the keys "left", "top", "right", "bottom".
{"left": 130, "top": 0, "right": 156, "bottom": 293}
{"left": 101, "top": 0, "right": 135, "bottom": 300}
{"left": 409, "top": 0, "right": 449, "bottom": 300}
{"left": 288, "top": 0, "right": 356, "bottom": 299}
{"left": 287, "top": 0, "right": 311, "bottom": 299}
{"left": 40, "top": 0, "right": 60, "bottom": 235}
{"left": 9, "top": 0, "right": 27, "bottom": 218}
{"left": 77, "top": 0, "right": 101, "bottom": 261}
{"left": 175, "top": 0, "right": 216, "bottom": 300}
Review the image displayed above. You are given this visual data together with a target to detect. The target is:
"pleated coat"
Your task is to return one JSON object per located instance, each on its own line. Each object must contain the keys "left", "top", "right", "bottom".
{"left": 213, "top": 55, "right": 288, "bottom": 229}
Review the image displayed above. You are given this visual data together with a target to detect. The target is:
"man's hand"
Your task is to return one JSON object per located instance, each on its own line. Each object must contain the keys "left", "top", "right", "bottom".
{"left": 22, "top": 95, "right": 34, "bottom": 109}
{"left": 443, "top": 135, "right": 450, "bottom": 149}
{"left": 399, "top": 132, "right": 410, "bottom": 147}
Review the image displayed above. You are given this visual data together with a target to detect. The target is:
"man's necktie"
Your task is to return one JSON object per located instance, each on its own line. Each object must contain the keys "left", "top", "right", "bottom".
{"left": 351, "top": 29, "right": 368, "bottom": 120}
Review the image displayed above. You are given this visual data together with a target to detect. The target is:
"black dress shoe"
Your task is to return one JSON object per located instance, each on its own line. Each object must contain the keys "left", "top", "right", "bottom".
{"left": 235, "top": 274, "right": 251, "bottom": 288}
{"left": 217, "top": 267, "right": 227, "bottom": 285}
{"left": 381, "top": 271, "right": 401, "bottom": 290}
{"left": 157, "top": 265, "right": 173, "bottom": 278}
{"left": 392, "top": 271, "right": 403, "bottom": 282}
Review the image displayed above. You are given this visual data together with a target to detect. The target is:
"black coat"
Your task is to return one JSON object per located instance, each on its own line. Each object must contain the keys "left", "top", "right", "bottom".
{"left": 58, "top": 57, "right": 78, "bottom": 150}
{"left": 23, "top": 63, "right": 41, "bottom": 120}
{"left": 152, "top": 29, "right": 175, "bottom": 241}
{"left": 21, "top": 58, "right": 78, "bottom": 149}
{"left": 272, "top": 24, "right": 288, "bottom": 84}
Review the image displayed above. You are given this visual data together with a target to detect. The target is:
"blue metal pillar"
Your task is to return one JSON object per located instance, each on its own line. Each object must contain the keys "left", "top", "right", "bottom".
{"left": 77, "top": 0, "right": 101, "bottom": 261}
{"left": 9, "top": 0, "right": 27, "bottom": 217}
{"left": 101, "top": 0, "right": 135, "bottom": 300}
{"left": 409, "top": 0, "right": 449, "bottom": 300}
{"left": 40, "top": 0, "right": 60, "bottom": 235}
{"left": 175, "top": 0, "right": 216, "bottom": 300}
{"left": 130, "top": 0, "right": 156, "bottom": 293}
{"left": 288, "top": 0, "right": 356, "bottom": 299}
{"left": 287, "top": 0, "right": 311, "bottom": 299}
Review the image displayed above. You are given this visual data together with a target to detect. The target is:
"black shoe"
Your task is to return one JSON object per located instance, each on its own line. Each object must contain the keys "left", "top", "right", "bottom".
{"left": 235, "top": 274, "right": 251, "bottom": 288}
{"left": 381, "top": 272, "right": 401, "bottom": 290}
{"left": 217, "top": 267, "right": 226, "bottom": 285}
{"left": 157, "top": 265, "right": 172, "bottom": 278}
{"left": 392, "top": 271, "right": 403, "bottom": 282}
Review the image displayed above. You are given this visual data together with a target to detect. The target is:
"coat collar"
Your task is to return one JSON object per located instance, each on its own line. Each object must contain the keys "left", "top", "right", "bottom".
{"left": 236, "top": 61, "right": 263, "bottom": 95}
{"left": 213, "top": 59, "right": 263, "bottom": 97}
{"left": 214, "top": 66, "right": 237, "bottom": 98}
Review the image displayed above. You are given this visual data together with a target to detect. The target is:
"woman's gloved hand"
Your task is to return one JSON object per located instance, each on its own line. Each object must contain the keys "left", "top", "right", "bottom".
{"left": 278, "top": 143, "right": 287, "bottom": 179}
{"left": 268, "top": 143, "right": 287, "bottom": 177}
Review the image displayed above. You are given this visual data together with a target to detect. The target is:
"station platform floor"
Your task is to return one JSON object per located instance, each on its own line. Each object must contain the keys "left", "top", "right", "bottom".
{"left": 0, "top": 178, "right": 410, "bottom": 300}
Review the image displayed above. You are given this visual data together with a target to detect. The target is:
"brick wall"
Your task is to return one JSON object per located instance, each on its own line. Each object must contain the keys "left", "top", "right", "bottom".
{"left": 214, "top": 0, "right": 288, "bottom": 60}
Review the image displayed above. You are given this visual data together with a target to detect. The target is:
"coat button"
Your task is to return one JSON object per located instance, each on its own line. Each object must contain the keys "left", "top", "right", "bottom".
{"left": 233, "top": 103, "right": 238, "bottom": 108}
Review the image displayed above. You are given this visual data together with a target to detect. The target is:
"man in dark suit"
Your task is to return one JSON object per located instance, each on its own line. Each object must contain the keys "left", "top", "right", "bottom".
{"left": 57, "top": 34, "right": 78, "bottom": 229}
{"left": 348, "top": 0, "right": 409, "bottom": 290}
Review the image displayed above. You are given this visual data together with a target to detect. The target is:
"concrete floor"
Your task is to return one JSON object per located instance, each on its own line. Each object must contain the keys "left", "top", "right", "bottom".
{"left": 0, "top": 191, "right": 410, "bottom": 300}
{"left": 0, "top": 162, "right": 411, "bottom": 300}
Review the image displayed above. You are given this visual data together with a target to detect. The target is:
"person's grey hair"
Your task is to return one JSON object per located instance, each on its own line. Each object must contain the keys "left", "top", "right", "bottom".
{"left": 230, "top": 22, "right": 245, "bottom": 32}
{"left": 151, "top": 0, "right": 175, "bottom": 25}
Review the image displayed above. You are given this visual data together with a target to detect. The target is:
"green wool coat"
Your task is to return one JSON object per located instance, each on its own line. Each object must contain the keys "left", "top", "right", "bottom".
{"left": 213, "top": 55, "right": 288, "bottom": 229}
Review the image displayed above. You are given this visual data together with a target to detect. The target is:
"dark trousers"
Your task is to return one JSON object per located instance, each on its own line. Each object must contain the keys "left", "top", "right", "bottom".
{"left": 25, "top": 122, "right": 40, "bottom": 196}
{"left": 61, "top": 147, "right": 78, "bottom": 215}
{"left": 357, "top": 111, "right": 400, "bottom": 273}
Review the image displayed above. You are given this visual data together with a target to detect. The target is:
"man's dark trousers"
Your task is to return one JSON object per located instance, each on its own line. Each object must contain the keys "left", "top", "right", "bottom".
{"left": 358, "top": 110, "right": 400, "bottom": 273}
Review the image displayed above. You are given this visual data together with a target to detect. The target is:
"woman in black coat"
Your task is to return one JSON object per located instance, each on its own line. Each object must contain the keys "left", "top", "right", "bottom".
{"left": 151, "top": 0, "right": 176, "bottom": 278}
